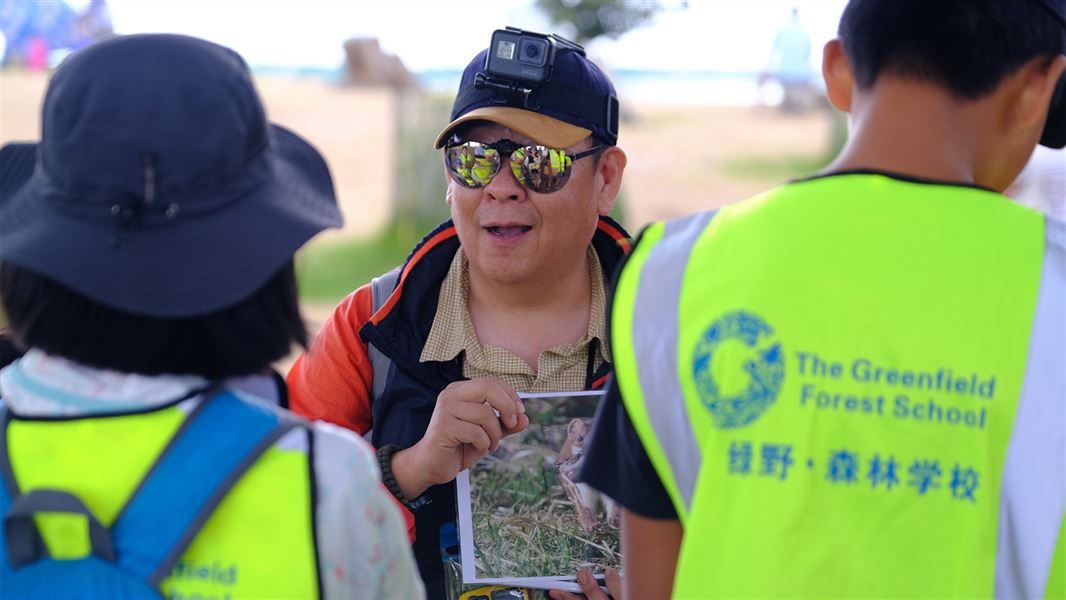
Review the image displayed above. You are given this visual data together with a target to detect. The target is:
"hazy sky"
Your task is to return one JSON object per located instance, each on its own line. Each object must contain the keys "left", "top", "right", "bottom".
{"left": 96, "top": 0, "right": 849, "bottom": 73}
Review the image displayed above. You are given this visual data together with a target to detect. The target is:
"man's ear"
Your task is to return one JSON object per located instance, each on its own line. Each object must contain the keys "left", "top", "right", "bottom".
{"left": 594, "top": 146, "right": 627, "bottom": 216}
{"left": 1004, "top": 54, "right": 1066, "bottom": 141}
{"left": 822, "top": 39, "right": 854, "bottom": 113}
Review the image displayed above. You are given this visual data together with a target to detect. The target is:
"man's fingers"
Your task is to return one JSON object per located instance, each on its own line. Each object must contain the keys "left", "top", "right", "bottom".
{"left": 448, "top": 378, "right": 523, "bottom": 428}
{"left": 503, "top": 412, "right": 530, "bottom": 435}
{"left": 480, "top": 381, "right": 523, "bottom": 429}
{"left": 449, "top": 420, "right": 493, "bottom": 452}
{"left": 488, "top": 377, "right": 522, "bottom": 406}
{"left": 449, "top": 401, "right": 504, "bottom": 450}
{"left": 486, "top": 392, "right": 522, "bottom": 430}
{"left": 604, "top": 568, "right": 622, "bottom": 598}
{"left": 549, "top": 569, "right": 615, "bottom": 600}
{"left": 576, "top": 569, "right": 610, "bottom": 599}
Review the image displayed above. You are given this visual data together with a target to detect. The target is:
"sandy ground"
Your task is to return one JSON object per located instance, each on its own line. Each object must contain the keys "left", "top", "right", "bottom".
{"left": 1, "top": 70, "right": 830, "bottom": 371}
{"left": 1, "top": 70, "right": 830, "bottom": 234}
{"left": 0, "top": 71, "right": 396, "bottom": 241}
{"left": 622, "top": 103, "right": 830, "bottom": 227}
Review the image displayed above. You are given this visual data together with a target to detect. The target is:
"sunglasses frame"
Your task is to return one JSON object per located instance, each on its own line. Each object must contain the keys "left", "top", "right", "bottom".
{"left": 444, "top": 139, "right": 605, "bottom": 193}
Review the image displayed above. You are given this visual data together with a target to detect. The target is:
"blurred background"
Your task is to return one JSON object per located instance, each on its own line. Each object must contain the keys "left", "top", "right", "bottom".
{"left": 0, "top": 0, "right": 861, "bottom": 325}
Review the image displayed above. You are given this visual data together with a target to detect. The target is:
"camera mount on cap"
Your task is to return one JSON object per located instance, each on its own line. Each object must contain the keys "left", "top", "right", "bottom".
{"left": 455, "top": 26, "right": 620, "bottom": 146}
{"left": 478, "top": 26, "right": 585, "bottom": 92}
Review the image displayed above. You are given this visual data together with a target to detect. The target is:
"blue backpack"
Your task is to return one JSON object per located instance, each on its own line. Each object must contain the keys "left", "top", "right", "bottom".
{"left": 0, "top": 390, "right": 303, "bottom": 599}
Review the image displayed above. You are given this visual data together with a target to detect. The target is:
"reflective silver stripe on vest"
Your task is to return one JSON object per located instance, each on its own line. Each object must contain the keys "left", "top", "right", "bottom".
{"left": 995, "top": 217, "right": 1066, "bottom": 599}
{"left": 631, "top": 211, "right": 716, "bottom": 513}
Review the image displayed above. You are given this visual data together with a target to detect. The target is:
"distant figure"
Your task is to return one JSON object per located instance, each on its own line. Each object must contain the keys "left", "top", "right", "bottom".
{"left": 769, "top": 7, "right": 815, "bottom": 112}
{"left": 73, "top": 0, "right": 113, "bottom": 50}
{"left": 1007, "top": 145, "right": 1066, "bottom": 220}
{"left": 25, "top": 35, "right": 47, "bottom": 70}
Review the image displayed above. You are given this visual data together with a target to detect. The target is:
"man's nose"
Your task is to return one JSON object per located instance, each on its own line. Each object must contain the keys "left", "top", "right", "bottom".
{"left": 484, "top": 162, "right": 525, "bottom": 202}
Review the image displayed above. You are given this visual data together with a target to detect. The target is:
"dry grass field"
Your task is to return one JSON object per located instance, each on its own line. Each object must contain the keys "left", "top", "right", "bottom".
{"left": 1, "top": 69, "right": 834, "bottom": 366}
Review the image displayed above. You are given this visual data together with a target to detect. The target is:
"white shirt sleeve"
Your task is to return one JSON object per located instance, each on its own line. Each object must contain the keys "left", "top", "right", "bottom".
{"left": 309, "top": 421, "right": 425, "bottom": 599}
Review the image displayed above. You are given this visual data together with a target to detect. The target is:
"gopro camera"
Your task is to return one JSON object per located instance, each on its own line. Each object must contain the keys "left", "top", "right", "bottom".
{"left": 484, "top": 27, "right": 583, "bottom": 85}
{"left": 451, "top": 26, "right": 618, "bottom": 145}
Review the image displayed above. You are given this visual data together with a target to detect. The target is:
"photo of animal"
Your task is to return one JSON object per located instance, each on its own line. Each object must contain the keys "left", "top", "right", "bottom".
{"left": 557, "top": 418, "right": 619, "bottom": 532}
{"left": 459, "top": 392, "right": 620, "bottom": 582}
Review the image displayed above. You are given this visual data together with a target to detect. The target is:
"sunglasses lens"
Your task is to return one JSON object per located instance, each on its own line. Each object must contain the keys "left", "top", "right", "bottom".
{"left": 445, "top": 143, "right": 501, "bottom": 188}
{"left": 510, "top": 145, "right": 573, "bottom": 193}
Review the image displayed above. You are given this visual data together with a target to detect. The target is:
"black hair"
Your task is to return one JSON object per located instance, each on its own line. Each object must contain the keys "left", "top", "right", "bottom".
{"left": 0, "top": 329, "right": 22, "bottom": 370}
{"left": 0, "top": 261, "right": 307, "bottom": 380}
{"left": 839, "top": 0, "right": 1064, "bottom": 99}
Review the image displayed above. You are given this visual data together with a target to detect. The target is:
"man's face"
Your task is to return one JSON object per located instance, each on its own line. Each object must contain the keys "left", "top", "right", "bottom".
{"left": 446, "top": 122, "right": 614, "bottom": 286}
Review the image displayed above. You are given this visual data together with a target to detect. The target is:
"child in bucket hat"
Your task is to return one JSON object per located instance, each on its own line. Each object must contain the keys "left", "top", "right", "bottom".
{"left": 0, "top": 33, "right": 342, "bottom": 318}
{"left": 0, "top": 34, "right": 424, "bottom": 599}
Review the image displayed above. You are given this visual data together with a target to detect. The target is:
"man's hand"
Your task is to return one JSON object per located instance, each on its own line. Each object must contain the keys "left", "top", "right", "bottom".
{"left": 549, "top": 568, "right": 622, "bottom": 600}
{"left": 392, "top": 377, "right": 528, "bottom": 499}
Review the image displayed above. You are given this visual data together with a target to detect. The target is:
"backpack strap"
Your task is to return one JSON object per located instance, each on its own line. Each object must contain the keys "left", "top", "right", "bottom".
{"left": 110, "top": 389, "right": 304, "bottom": 586}
{"left": 4, "top": 489, "right": 115, "bottom": 568}
{"left": 368, "top": 268, "right": 400, "bottom": 404}
{"left": 0, "top": 405, "right": 35, "bottom": 570}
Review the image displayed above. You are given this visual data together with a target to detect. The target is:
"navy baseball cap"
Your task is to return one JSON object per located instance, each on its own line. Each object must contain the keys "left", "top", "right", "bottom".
{"left": 0, "top": 34, "right": 342, "bottom": 318}
{"left": 434, "top": 35, "right": 620, "bottom": 149}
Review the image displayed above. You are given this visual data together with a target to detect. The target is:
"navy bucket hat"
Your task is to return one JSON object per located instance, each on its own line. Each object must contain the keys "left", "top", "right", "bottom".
{"left": 434, "top": 40, "right": 619, "bottom": 149}
{"left": 0, "top": 34, "right": 342, "bottom": 318}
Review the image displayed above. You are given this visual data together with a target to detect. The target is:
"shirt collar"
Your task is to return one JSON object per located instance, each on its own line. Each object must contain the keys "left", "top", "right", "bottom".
{"left": 0, "top": 349, "right": 208, "bottom": 417}
{"left": 419, "top": 247, "right": 611, "bottom": 365}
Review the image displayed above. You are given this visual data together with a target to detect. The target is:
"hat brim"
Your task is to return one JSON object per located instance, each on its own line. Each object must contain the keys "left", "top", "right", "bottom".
{"left": 433, "top": 106, "right": 592, "bottom": 149}
{"left": 0, "top": 125, "right": 342, "bottom": 318}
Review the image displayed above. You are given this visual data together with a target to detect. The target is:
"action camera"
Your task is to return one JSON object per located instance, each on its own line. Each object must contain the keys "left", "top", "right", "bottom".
{"left": 484, "top": 27, "right": 582, "bottom": 85}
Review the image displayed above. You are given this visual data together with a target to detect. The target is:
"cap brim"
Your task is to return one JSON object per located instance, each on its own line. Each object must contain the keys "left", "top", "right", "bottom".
{"left": 0, "top": 125, "right": 342, "bottom": 318}
{"left": 434, "top": 106, "right": 592, "bottom": 149}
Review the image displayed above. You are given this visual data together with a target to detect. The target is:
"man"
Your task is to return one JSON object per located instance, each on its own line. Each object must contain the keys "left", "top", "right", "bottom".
{"left": 287, "top": 29, "right": 629, "bottom": 597}
{"left": 769, "top": 7, "right": 814, "bottom": 113}
{"left": 582, "top": 1, "right": 1066, "bottom": 598}
{"left": 0, "top": 34, "right": 422, "bottom": 598}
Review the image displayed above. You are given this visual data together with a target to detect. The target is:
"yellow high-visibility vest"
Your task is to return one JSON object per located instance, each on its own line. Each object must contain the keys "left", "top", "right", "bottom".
{"left": 612, "top": 173, "right": 1065, "bottom": 598}
{"left": 2, "top": 390, "right": 321, "bottom": 599}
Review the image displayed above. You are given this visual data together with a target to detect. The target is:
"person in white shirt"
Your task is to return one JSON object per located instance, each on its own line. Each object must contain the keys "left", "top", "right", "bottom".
{"left": 0, "top": 33, "right": 423, "bottom": 599}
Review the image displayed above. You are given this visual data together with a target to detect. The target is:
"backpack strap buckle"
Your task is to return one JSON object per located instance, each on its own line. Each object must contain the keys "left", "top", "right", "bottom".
{"left": 4, "top": 489, "right": 115, "bottom": 568}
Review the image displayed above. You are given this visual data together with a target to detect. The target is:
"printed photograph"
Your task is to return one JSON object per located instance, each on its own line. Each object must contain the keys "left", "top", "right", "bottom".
{"left": 457, "top": 391, "right": 621, "bottom": 585}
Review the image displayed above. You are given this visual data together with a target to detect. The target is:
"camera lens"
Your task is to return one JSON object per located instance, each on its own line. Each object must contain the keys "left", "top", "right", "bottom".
{"left": 517, "top": 38, "right": 549, "bottom": 66}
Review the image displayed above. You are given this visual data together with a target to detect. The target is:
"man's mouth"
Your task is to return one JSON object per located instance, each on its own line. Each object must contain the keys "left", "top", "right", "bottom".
{"left": 485, "top": 225, "right": 533, "bottom": 237}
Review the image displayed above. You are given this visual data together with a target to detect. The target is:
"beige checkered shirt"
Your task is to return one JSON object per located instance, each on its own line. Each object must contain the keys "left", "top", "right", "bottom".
{"left": 419, "top": 248, "right": 610, "bottom": 392}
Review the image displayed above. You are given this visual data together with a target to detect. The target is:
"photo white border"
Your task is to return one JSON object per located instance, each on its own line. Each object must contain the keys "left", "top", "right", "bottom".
{"left": 455, "top": 390, "right": 610, "bottom": 592}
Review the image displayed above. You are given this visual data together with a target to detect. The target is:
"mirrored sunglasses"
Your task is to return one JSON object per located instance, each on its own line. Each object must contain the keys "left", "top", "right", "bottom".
{"left": 444, "top": 139, "right": 604, "bottom": 194}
